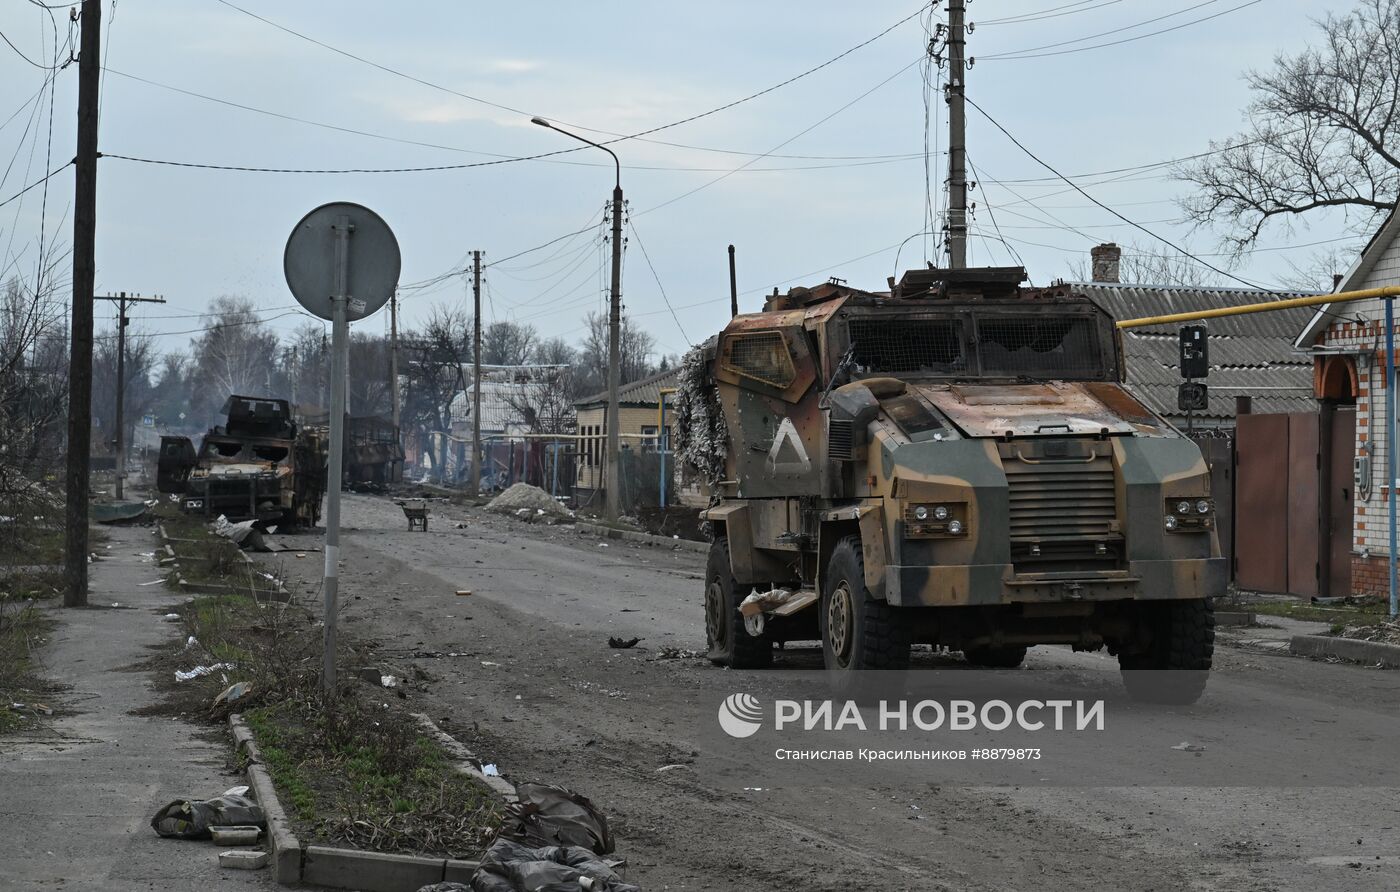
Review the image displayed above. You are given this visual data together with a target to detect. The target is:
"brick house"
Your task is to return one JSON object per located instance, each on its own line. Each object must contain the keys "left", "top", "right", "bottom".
{"left": 1294, "top": 201, "right": 1400, "bottom": 596}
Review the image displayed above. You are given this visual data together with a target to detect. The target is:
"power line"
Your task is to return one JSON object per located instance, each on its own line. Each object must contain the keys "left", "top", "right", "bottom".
{"left": 638, "top": 55, "right": 924, "bottom": 217}
{"left": 0, "top": 159, "right": 73, "bottom": 210}
{"left": 983, "top": 0, "right": 1265, "bottom": 61}
{"left": 977, "top": 0, "right": 1124, "bottom": 26}
{"left": 626, "top": 218, "right": 689, "bottom": 347}
{"left": 965, "top": 95, "right": 1281, "bottom": 293}
{"left": 211, "top": 0, "right": 926, "bottom": 152}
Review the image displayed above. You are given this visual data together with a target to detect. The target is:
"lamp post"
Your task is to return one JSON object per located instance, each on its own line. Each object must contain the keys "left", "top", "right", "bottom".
{"left": 533, "top": 117, "right": 624, "bottom": 521}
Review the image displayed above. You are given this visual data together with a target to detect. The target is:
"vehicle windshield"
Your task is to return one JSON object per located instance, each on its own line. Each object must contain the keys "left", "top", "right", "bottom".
{"left": 846, "top": 310, "right": 1112, "bottom": 381}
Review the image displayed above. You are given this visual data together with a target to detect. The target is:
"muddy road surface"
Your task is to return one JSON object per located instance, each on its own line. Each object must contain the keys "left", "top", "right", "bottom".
{"left": 264, "top": 494, "right": 1400, "bottom": 891}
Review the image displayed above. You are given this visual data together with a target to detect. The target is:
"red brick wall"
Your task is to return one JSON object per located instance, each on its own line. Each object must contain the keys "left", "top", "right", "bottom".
{"left": 1352, "top": 554, "right": 1392, "bottom": 597}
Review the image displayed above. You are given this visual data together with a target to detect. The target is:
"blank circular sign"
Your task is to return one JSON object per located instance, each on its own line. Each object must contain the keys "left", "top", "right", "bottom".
{"left": 283, "top": 202, "right": 401, "bottom": 321}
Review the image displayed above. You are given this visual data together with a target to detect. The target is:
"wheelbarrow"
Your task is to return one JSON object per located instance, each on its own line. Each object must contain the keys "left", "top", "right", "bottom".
{"left": 399, "top": 499, "right": 430, "bottom": 532}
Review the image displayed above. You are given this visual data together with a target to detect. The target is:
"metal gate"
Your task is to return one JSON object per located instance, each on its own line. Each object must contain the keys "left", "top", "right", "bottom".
{"left": 1233, "top": 412, "right": 1347, "bottom": 596}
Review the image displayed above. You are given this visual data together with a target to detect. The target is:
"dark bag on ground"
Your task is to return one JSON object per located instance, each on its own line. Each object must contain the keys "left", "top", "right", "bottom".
{"left": 468, "top": 839, "right": 639, "bottom": 892}
{"left": 500, "top": 783, "right": 613, "bottom": 854}
{"left": 150, "top": 794, "right": 265, "bottom": 839}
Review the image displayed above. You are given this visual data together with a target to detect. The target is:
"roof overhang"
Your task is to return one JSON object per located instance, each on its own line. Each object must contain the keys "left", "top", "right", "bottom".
{"left": 1295, "top": 200, "right": 1400, "bottom": 348}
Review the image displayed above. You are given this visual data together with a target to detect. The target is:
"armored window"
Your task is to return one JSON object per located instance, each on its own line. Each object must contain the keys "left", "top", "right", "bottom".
{"left": 976, "top": 316, "right": 1104, "bottom": 379}
{"left": 724, "top": 331, "right": 795, "bottom": 388}
{"left": 848, "top": 319, "right": 965, "bottom": 375}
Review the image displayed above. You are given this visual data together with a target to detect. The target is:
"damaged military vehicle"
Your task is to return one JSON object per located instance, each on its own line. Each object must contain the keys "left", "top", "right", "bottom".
{"left": 677, "top": 266, "right": 1222, "bottom": 703}
{"left": 157, "top": 395, "right": 328, "bottom": 528}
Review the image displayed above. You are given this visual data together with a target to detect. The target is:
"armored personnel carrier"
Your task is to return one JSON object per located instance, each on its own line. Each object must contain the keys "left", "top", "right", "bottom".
{"left": 683, "top": 266, "right": 1221, "bottom": 702}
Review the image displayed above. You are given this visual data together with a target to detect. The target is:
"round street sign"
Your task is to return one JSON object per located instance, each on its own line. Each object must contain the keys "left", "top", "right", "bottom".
{"left": 283, "top": 202, "right": 401, "bottom": 322}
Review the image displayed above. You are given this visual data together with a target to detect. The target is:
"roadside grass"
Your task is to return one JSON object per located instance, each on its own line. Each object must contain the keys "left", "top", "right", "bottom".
{"left": 143, "top": 512, "right": 501, "bottom": 857}
{"left": 0, "top": 599, "right": 55, "bottom": 734}
{"left": 1246, "top": 599, "right": 1390, "bottom": 626}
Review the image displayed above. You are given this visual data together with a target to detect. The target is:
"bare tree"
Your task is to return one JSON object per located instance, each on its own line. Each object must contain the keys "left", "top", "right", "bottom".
{"left": 150, "top": 352, "right": 194, "bottom": 429}
{"left": 533, "top": 336, "right": 576, "bottom": 368}
{"left": 402, "top": 305, "right": 469, "bottom": 478}
{"left": 1177, "top": 0, "right": 1400, "bottom": 249}
{"left": 189, "top": 297, "right": 280, "bottom": 428}
{"left": 1277, "top": 246, "right": 1353, "bottom": 292}
{"left": 0, "top": 274, "right": 69, "bottom": 479}
{"left": 481, "top": 321, "right": 537, "bottom": 366}
{"left": 576, "top": 310, "right": 656, "bottom": 394}
{"left": 503, "top": 366, "right": 575, "bottom": 435}
{"left": 93, "top": 324, "right": 158, "bottom": 455}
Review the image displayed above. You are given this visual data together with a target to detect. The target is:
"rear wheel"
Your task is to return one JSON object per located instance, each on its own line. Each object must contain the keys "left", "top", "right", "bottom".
{"left": 1118, "top": 599, "right": 1214, "bottom": 704}
{"left": 704, "top": 538, "right": 772, "bottom": 669}
{"left": 821, "top": 536, "right": 910, "bottom": 674}
{"left": 963, "top": 645, "right": 1027, "bottom": 668}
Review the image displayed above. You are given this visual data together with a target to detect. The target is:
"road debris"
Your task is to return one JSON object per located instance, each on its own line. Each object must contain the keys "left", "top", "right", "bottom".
{"left": 209, "top": 825, "right": 261, "bottom": 846}
{"left": 212, "top": 682, "right": 251, "bottom": 707}
{"left": 1171, "top": 742, "right": 1207, "bottom": 752}
{"left": 487, "top": 483, "right": 574, "bottom": 522}
{"left": 482, "top": 763, "right": 501, "bottom": 776}
{"left": 218, "top": 849, "right": 269, "bottom": 870}
{"left": 150, "top": 794, "right": 265, "bottom": 839}
{"left": 174, "top": 663, "right": 234, "bottom": 682}
{"left": 608, "top": 636, "right": 641, "bottom": 649}
{"left": 456, "top": 589, "right": 473, "bottom": 597}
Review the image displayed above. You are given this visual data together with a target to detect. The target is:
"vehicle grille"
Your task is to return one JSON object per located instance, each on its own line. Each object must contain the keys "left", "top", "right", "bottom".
{"left": 828, "top": 419, "right": 853, "bottom": 460}
{"left": 1004, "top": 457, "right": 1116, "bottom": 540}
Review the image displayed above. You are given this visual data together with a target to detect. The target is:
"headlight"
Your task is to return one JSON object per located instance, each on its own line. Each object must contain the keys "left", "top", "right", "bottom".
{"left": 1196, "top": 499, "right": 1211, "bottom": 514}
{"left": 913, "top": 505, "right": 929, "bottom": 521}
{"left": 933, "top": 505, "right": 949, "bottom": 521}
{"left": 1164, "top": 514, "right": 1178, "bottom": 531}
{"left": 947, "top": 519, "right": 963, "bottom": 535}
{"left": 1176, "top": 500, "right": 1191, "bottom": 515}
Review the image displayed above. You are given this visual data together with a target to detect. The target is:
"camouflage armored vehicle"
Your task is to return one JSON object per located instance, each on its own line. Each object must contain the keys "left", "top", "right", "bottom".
{"left": 158, "top": 395, "right": 328, "bottom": 527}
{"left": 682, "top": 266, "right": 1222, "bottom": 702}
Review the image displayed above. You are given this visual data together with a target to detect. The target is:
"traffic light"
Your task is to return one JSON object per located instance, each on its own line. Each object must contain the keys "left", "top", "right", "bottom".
{"left": 1179, "top": 323, "right": 1208, "bottom": 379}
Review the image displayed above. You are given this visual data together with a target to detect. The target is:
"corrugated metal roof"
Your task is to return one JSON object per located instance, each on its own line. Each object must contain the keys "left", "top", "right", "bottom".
{"left": 574, "top": 367, "right": 680, "bottom": 409}
{"left": 1074, "top": 282, "right": 1318, "bottom": 421}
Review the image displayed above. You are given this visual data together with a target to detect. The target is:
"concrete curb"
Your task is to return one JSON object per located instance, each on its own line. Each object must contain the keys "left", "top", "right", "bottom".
{"left": 412, "top": 713, "right": 518, "bottom": 802}
{"left": 228, "top": 713, "right": 496, "bottom": 889}
{"left": 229, "top": 715, "right": 302, "bottom": 885}
{"left": 1289, "top": 634, "right": 1400, "bottom": 668}
{"left": 575, "top": 521, "right": 709, "bottom": 554}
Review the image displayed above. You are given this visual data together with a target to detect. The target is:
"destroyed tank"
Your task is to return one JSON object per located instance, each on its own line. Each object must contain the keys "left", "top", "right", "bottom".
{"left": 682, "top": 266, "right": 1223, "bottom": 702}
{"left": 158, "top": 395, "right": 328, "bottom": 527}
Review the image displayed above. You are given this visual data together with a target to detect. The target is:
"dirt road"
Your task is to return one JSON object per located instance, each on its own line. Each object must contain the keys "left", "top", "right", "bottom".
{"left": 266, "top": 494, "right": 1400, "bottom": 891}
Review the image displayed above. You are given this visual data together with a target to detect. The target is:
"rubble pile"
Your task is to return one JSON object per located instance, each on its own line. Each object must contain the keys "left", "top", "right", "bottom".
{"left": 486, "top": 483, "right": 574, "bottom": 521}
{"left": 673, "top": 342, "right": 728, "bottom": 489}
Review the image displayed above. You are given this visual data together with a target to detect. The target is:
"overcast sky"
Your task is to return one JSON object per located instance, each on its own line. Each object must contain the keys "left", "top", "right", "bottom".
{"left": 0, "top": 0, "right": 1378, "bottom": 360}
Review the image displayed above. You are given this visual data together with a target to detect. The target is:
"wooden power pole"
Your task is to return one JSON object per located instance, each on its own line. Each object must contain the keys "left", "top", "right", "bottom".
{"left": 63, "top": 0, "right": 101, "bottom": 608}
{"left": 96, "top": 292, "right": 166, "bottom": 500}
{"left": 469, "top": 252, "right": 482, "bottom": 497}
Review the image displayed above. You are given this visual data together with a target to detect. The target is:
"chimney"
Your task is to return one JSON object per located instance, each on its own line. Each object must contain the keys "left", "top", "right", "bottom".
{"left": 1090, "top": 243, "right": 1121, "bottom": 283}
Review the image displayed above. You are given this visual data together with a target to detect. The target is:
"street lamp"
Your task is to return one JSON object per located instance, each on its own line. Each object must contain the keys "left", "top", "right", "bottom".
{"left": 533, "top": 116, "right": 624, "bottom": 522}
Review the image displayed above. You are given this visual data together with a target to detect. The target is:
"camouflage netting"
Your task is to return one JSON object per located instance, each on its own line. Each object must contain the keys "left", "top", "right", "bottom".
{"left": 673, "top": 342, "right": 728, "bottom": 490}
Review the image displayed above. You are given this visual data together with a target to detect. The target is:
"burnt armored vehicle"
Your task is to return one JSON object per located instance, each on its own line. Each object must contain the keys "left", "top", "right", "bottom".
{"left": 686, "top": 267, "right": 1222, "bottom": 702}
{"left": 158, "top": 395, "right": 328, "bottom": 527}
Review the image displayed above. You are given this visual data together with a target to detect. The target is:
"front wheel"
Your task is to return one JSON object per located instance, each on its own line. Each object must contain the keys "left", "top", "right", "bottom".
{"left": 821, "top": 536, "right": 911, "bottom": 675}
{"left": 704, "top": 538, "right": 772, "bottom": 669}
{"left": 1118, "top": 599, "right": 1214, "bottom": 704}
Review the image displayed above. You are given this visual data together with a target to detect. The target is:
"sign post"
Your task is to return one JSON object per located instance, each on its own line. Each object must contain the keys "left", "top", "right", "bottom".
{"left": 284, "top": 202, "right": 400, "bottom": 694}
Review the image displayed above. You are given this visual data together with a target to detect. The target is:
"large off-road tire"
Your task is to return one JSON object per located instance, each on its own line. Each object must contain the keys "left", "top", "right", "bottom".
{"left": 704, "top": 538, "right": 772, "bottom": 669}
{"left": 821, "top": 536, "right": 911, "bottom": 676}
{"left": 1118, "top": 599, "right": 1215, "bottom": 704}
{"left": 963, "top": 645, "right": 1027, "bottom": 669}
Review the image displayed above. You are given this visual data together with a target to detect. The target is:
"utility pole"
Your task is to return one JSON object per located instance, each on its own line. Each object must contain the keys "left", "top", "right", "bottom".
{"left": 605, "top": 184, "right": 624, "bottom": 521}
{"left": 63, "top": 0, "right": 101, "bottom": 608}
{"left": 389, "top": 291, "right": 400, "bottom": 430}
{"left": 728, "top": 244, "right": 739, "bottom": 318}
{"left": 530, "top": 117, "right": 624, "bottom": 521}
{"left": 945, "top": 0, "right": 969, "bottom": 269}
{"left": 96, "top": 291, "right": 166, "bottom": 500}
{"left": 470, "top": 251, "right": 482, "bottom": 498}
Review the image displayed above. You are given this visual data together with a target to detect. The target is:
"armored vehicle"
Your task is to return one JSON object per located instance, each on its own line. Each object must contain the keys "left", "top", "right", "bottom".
{"left": 688, "top": 267, "right": 1222, "bottom": 702}
{"left": 158, "top": 395, "right": 328, "bottom": 527}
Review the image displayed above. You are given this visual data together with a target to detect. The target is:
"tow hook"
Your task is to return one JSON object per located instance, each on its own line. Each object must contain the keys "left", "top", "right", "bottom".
{"left": 1063, "top": 581, "right": 1084, "bottom": 600}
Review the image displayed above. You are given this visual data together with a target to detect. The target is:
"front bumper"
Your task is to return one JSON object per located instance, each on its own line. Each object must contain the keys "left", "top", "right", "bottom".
{"left": 884, "top": 557, "right": 1227, "bottom": 606}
